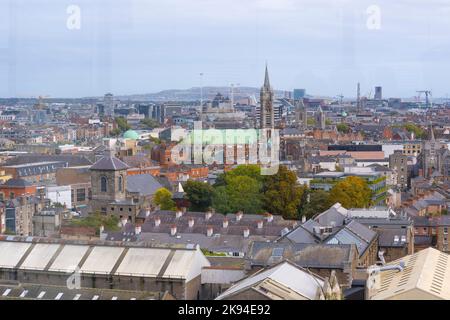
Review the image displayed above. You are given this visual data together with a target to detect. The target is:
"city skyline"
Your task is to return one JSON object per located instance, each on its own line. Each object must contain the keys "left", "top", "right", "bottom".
{"left": 1, "top": 0, "right": 450, "bottom": 99}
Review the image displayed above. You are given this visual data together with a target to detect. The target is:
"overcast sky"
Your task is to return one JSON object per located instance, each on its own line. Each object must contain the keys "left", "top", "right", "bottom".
{"left": 1, "top": 0, "right": 450, "bottom": 99}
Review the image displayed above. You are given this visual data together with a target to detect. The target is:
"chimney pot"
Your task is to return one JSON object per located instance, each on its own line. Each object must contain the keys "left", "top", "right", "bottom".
{"left": 243, "top": 228, "right": 250, "bottom": 238}
{"left": 223, "top": 219, "right": 229, "bottom": 228}
{"left": 257, "top": 220, "right": 263, "bottom": 229}
{"left": 236, "top": 211, "right": 243, "bottom": 222}
{"left": 135, "top": 225, "right": 142, "bottom": 235}
{"left": 170, "top": 225, "right": 177, "bottom": 236}
{"left": 205, "top": 211, "right": 212, "bottom": 220}
{"left": 207, "top": 226, "right": 214, "bottom": 237}
{"left": 154, "top": 217, "right": 161, "bottom": 227}
{"left": 175, "top": 210, "right": 183, "bottom": 218}
{"left": 188, "top": 218, "right": 194, "bottom": 228}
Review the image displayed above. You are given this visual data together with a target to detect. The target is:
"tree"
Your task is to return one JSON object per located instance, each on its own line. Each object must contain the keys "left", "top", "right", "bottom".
{"left": 154, "top": 188, "right": 176, "bottom": 210}
{"left": 336, "top": 123, "right": 351, "bottom": 134}
{"left": 262, "top": 165, "right": 306, "bottom": 219}
{"left": 307, "top": 118, "right": 316, "bottom": 126}
{"left": 141, "top": 118, "right": 159, "bottom": 129}
{"left": 115, "top": 117, "right": 131, "bottom": 132}
{"left": 225, "top": 175, "right": 262, "bottom": 214}
{"left": 329, "top": 176, "right": 372, "bottom": 209}
{"left": 299, "top": 189, "right": 333, "bottom": 219}
{"left": 214, "top": 164, "right": 263, "bottom": 187}
{"left": 212, "top": 186, "right": 231, "bottom": 214}
{"left": 184, "top": 180, "right": 214, "bottom": 212}
{"left": 110, "top": 128, "right": 122, "bottom": 137}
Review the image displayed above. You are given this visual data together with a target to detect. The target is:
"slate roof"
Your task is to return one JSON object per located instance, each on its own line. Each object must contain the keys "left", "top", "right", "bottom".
{"left": 90, "top": 156, "right": 129, "bottom": 171}
{"left": 248, "top": 241, "right": 355, "bottom": 270}
{"left": 4, "top": 154, "right": 92, "bottom": 167}
{"left": 3, "top": 178, "right": 32, "bottom": 187}
{"left": 126, "top": 174, "right": 163, "bottom": 196}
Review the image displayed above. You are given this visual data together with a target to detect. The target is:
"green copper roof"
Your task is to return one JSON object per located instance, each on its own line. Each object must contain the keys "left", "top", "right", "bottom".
{"left": 123, "top": 130, "right": 139, "bottom": 140}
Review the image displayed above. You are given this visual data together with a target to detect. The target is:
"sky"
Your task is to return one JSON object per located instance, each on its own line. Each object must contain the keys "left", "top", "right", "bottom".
{"left": 0, "top": 0, "right": 450, "bottom": 99}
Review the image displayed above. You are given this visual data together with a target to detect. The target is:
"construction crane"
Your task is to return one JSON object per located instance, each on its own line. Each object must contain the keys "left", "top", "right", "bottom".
{"left": 416, "top": 90, "right": 432, "bottom": 109}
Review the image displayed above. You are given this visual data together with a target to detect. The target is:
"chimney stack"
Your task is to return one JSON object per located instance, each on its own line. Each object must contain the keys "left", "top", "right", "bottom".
{"left": 265, "top": 213, "right": 273, "bottom": 223}
{"left": 170, "top": 225, "right": 177, "bottom": 236}
{"left": 302, "top": 215, "right": 307, "bottom": 223}
{"left": 236, "top": 211, "right": 243, "bottom": 222}
{"left": 154, "top": 217, "right": 161, "bottom": 227}
{"left": 135, "top": 225, "right": 142, "bottom": 235}
{"left": 205, "top": 211, "right": 213, "bottom": 221}
{"left": 145, "top": 209, "right": 151, "bottom": 217}
{"left": 99, "top": 225, "right": 104, "bottom": 234}
{"left": 207, "top": 226, "right": 214, "bottom": 237}
{"left": 243, "top": 228, "right": 250, "bottom": 238}
{"left": 121, "top": 218, "right": 128, "bottom": 227}
{"left": 175, "top": 210, "right": 183, "bottom": 218}
{"left": 223, "top": 218, "right": 229, "bottom": 228}
{"left": 257, "top": 220, "right": 263, "bottom": 229}
{"left": 188, "top": 218, "right": 195, "bottom": 228}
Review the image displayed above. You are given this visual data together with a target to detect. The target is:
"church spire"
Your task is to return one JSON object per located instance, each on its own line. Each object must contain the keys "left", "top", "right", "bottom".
{"left": 264, "top": 62, "right": 270, "bottom": 88}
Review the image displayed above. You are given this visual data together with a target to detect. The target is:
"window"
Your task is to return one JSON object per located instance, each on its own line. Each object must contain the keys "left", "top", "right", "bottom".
{"left": 118, "top": 175, "right": 123, "bottom": 192}
{"left": 76, "top": 188, "right": 86, "bottom": 202}
{"left": 100, "top": 176, "right": 108, "bottom": 192}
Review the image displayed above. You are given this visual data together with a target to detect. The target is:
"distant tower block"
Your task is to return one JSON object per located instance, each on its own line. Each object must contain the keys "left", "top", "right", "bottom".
{"left": 374, "top": 86, "right": 382, "bottom": 100}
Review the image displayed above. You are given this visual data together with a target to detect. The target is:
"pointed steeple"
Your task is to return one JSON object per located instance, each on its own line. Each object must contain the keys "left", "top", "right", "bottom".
{"left": 264, "top": 63, "right": 270, "bottom": 88}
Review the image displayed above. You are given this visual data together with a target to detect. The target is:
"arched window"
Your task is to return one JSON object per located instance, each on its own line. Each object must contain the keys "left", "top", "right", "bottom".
{"left": 118, "top": 175, "right": 123, "bottom": 192}
{"left": 100, "top": 176, "right": 108, "bottom": 192}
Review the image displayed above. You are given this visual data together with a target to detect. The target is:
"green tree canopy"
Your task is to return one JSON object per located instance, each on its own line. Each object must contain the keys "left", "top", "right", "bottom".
{"left": 154, "top": 188, "right": 176, "bottom": 210}
{"left": 141, "top": 118, "right": 160, "bottom": 129}
{"left": 214, "top": 164, "right": 263, "bottom": 187}
{"left": 212, "top": 186, "right": 231, "bottom": 214}
{"left": 115, "top": 117, "right": 131, "bottom": 132}
{"left": 336, "top": 123, "right": 351, "bottom": 134}
{"left": 299, "top": 189, "right": 333, "bottom": 220}
{"left": 184, "top": 180, "right": 214, "bottom": 212}
{"left": 224, "top": 175, "right": 262, "bottom": 214}
{"left": 262, "top": 165, "right": 306, "bottom": 219}
{"left": 328, "top": 176, "right": 372, "bottom": 209}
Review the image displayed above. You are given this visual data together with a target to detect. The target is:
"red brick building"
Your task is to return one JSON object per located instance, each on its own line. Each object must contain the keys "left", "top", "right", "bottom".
{"left": 0, "top": 179, "right": 37, "bottom": 201}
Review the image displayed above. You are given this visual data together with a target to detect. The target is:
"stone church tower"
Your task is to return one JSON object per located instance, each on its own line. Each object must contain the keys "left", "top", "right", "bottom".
{"left": 90, "top": 151, "right": 129, "bottom": 214}
{"left": 259, "top": 64, "right": 274, "bottom": 129}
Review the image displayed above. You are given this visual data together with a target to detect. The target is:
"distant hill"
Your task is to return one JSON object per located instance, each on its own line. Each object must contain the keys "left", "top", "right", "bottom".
{"left": 115, "top": 86, "right": 289, "bottom": 102}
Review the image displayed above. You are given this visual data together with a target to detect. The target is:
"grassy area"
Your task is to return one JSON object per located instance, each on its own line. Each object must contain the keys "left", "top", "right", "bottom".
{"left": 69, "top": 213, "right": 120, "bottom": 234}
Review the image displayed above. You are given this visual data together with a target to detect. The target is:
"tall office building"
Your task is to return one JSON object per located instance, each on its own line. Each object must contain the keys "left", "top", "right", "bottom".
{"left": 259, "top": 64, "right": 274, "bottom": 129}
{"left": 374, "top": 86, "right": 382, "bottom": 100}
{"left": 104, "top": 93, "right": 115, "bottom": 116}
{"left": 293, "top": 89, "right": 306, "bottom": 100}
